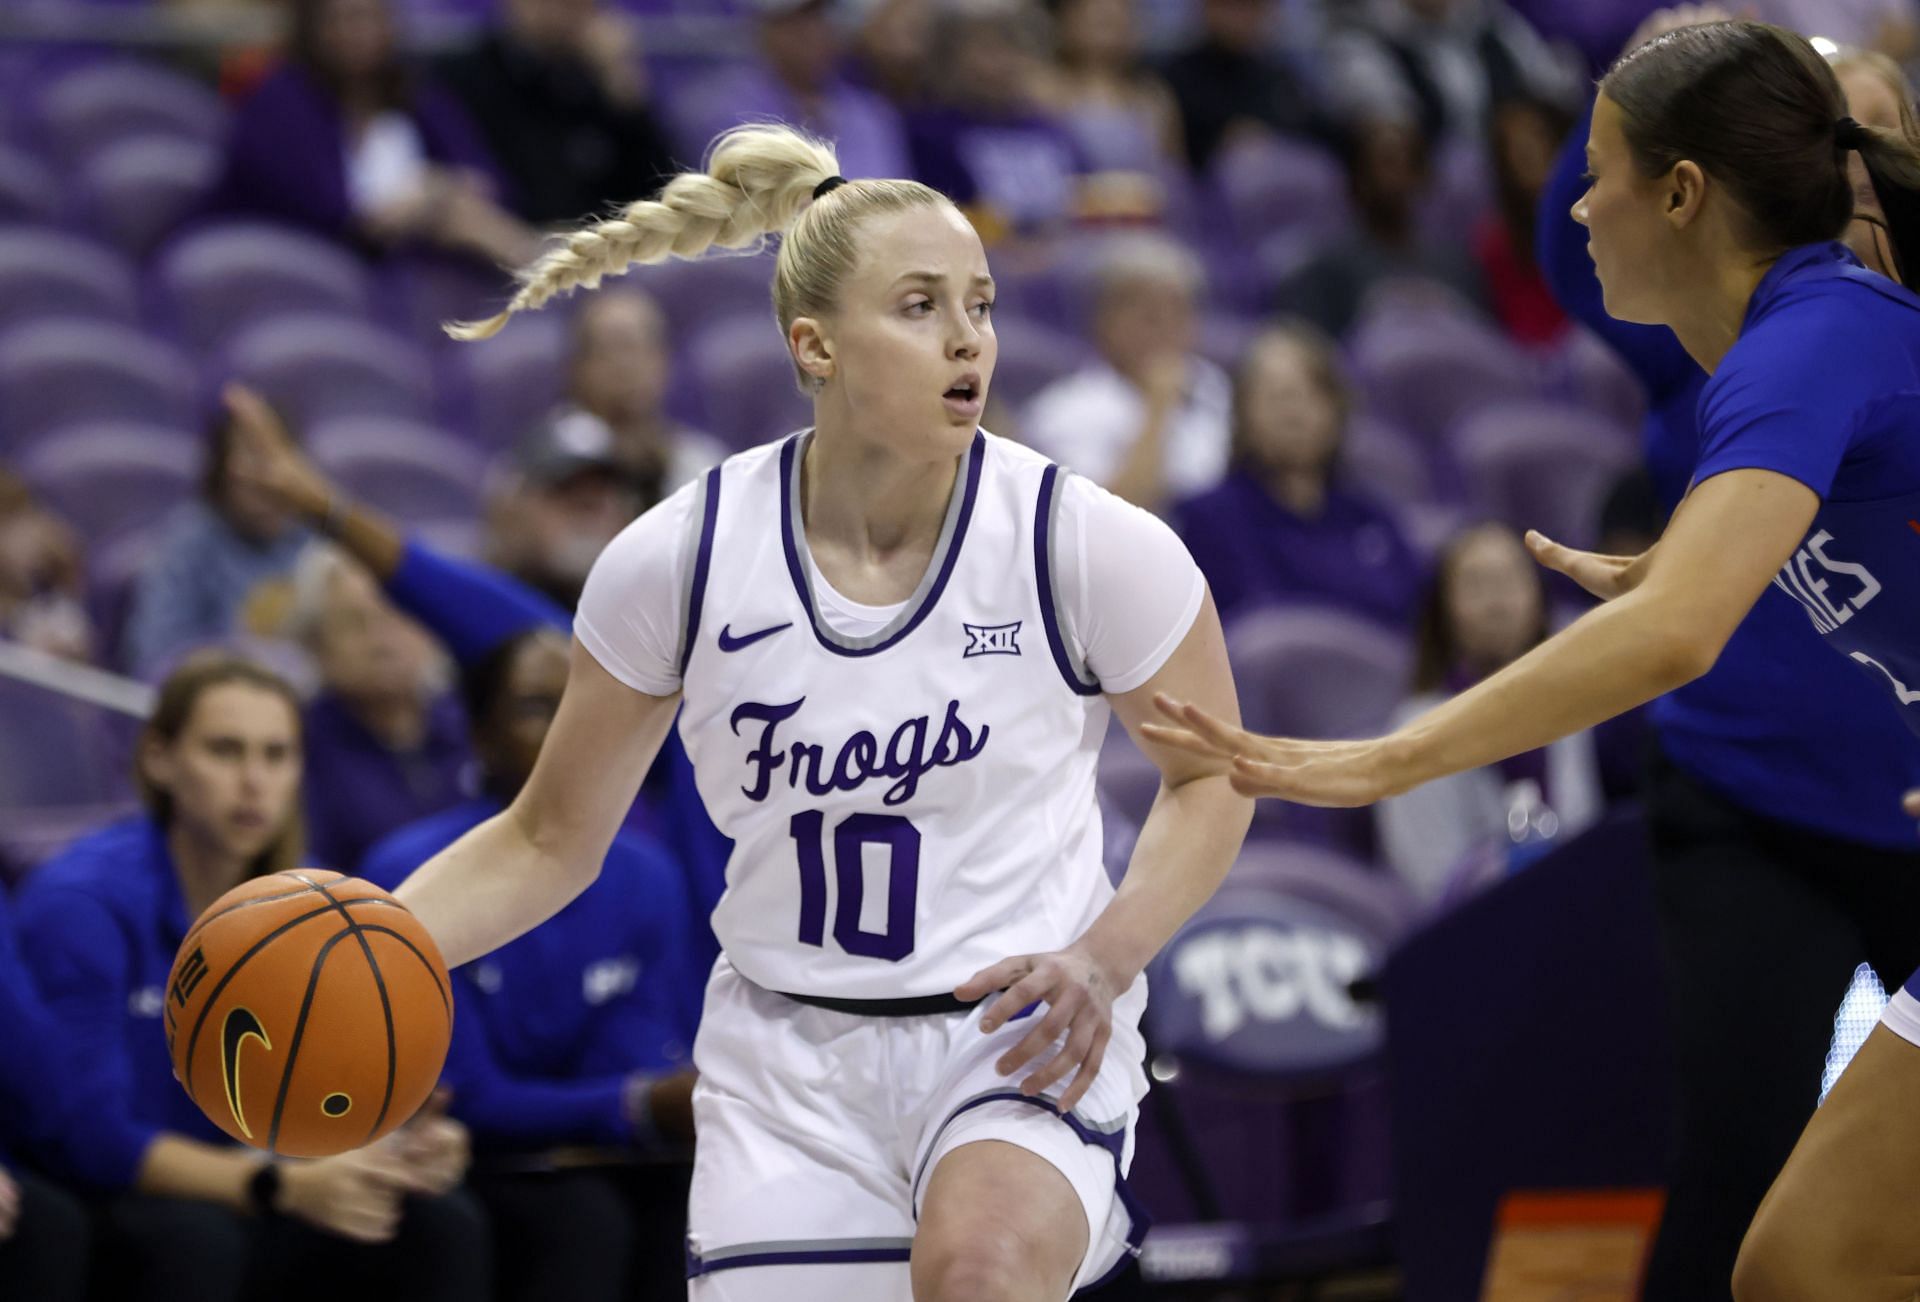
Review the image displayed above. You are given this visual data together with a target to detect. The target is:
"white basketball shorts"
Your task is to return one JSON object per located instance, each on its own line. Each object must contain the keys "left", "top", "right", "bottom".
{"left": 684, "top": 956, "right": 1151, "bottom": 1301}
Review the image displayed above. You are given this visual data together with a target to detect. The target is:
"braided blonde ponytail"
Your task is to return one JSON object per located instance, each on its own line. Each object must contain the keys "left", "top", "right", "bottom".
{"left": 446, "top": 125, "right": 843, "bottom": 342}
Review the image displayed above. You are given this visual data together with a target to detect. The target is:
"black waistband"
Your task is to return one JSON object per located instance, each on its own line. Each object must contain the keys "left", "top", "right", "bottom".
{"left": 776, "top": 989, "right": 982, "bottom": 1017}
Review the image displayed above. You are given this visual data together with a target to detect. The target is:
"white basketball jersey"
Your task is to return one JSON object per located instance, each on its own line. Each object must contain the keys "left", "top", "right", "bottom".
{"left": 674, "top": 430, "right": 1114, "bottom": 999}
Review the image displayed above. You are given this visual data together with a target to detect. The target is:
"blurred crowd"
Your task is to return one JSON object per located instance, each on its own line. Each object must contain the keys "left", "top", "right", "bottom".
{"left": 3, "top": 0, "right": 1920, "bottom": 1297}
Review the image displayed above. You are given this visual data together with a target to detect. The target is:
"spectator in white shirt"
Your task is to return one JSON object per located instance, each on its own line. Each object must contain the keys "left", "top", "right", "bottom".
{"left": 1021, "top": 232, "right": 1232, "bottom": 511}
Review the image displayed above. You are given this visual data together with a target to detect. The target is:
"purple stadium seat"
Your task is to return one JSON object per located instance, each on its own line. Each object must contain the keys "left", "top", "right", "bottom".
{"left": 35, "top": 61, "right": 227, "bottom": 162}
{"left": 77, "top": 134, "right": 221, "bottom": 256}
{"left": 687, "top": 312, "right": 810, "bottom": 449}
{"left": 1212, "top": 135, "right": 1350, "bottom": 247}
{"left": 0, "top": 145, "right": 60, "bottom": 224}
{"left": 391, "top": 254, "right": 518, "bottom": 347}
{"left": 1455, "top": 401, "right": 1639, "bottom": 550}
{"left": 307, "top": 417, "right": 485, "bottom": 522}
{"left": 0, "top": 319, "right": 198, "bottom": 454}
{"left": 1227, "top": 605, "right": 1410, "bottom": 742}
{"left": 19, "top": 421, "right": 199, "bottom": 542}
{"left": 157, "top": 223, "right": 374, "bottom": 351}
{"left": 987, "top": 315, "right": 1092, "bottom": 411}
{"left": 227, "top": 313, "right": 436, "bottom": 428}
{"left": 1341, "top": 414, "right": 1432, "bottom": 506}
{"left": 1549, "top": 326, "right": 1648, "bottom": 432}
{"left": 631, "top": 251, "right": 778, "bottom": 342}
{"left": 453, "top": 309, "right": 572, "bottom": 452}
{"left": 1416, "top": 137, "right": 1494, "bottom": 249}
{"left": 0, "top": 229, "right": 139, "bottom": 330}
{"left": 1096, "top": 718, "right": 1162, "bottom": 831}
{"left": 1196, "top": 309, "right": 1262, "bottom": 372}
{"left": 0, "top": 678, "right": 132, "bottom": 812}
{"left": 1349, "top": 309, "right": 1538, "bottom": 447}
{"left": 1226, "top": 605, "right": 1411, "bottom": 854}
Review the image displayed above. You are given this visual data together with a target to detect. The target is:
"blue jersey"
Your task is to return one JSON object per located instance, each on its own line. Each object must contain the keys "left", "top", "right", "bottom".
{"left": 360, "top": 800, "right": 697, "bottom": 1150}
{"left": 1696, "top": 243, "right": 1920, "bottom": 736}
{"left": 13, "top": 817, "right": 226, "bottom": 1188}
{"left": 1539, "top": 108, "right": 1920, "bottom": 845}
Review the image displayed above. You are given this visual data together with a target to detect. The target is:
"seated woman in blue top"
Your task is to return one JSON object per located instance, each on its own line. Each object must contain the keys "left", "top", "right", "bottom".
{"left": 15, "top": 653, "right": 487, "bottom": 1302}
{"left": 1530, "top": 16, "right": 1920, "bottom": 1297}
{"left": 0, "top": 890, "right": 89, "bottom": 1302}
{"left": 1171, "top": 321, "right": 1422, "bottom": 630}
{"left": 361, "top": 626, "right": 698, "bottom": 1302}
{"left": 1145, "top": 21, "right": 1920, "bottom": 1299}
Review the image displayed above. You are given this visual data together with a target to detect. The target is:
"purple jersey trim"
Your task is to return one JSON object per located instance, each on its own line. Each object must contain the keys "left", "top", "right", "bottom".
{"left": 684, "top": 1244, "right": 915, "bottom": 1278}
{"left": 1035, "top": 464, "right": 1102, "bottom": 697}
{"left": 681, "top": 464, "right": 724, "bottom": 674}
{"left": 777, "top": 430, "right": 985, "bottom": 657}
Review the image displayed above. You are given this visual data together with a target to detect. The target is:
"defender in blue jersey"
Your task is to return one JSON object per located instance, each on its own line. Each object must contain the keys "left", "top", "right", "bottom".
{"left": 1531, "top": 28, "right": 1920, "bottom": 1299}
{"left": 1148, "top": 20, "right": 1920, "bottom": 1299}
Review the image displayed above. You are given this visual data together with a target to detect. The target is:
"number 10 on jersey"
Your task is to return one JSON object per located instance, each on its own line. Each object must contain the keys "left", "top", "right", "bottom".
{"left": 789, "top": 812, "right": 920, "bottom": 961}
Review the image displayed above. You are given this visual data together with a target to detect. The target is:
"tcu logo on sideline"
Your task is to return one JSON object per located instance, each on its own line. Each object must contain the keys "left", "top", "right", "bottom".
{"left": 1172, "top": 924, "right": 1372, "bottom": 1040}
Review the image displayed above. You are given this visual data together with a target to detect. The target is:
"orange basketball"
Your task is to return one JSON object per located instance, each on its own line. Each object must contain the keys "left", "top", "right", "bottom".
{"left": 164, "top": 869, "right": 452, "bottom": 1158}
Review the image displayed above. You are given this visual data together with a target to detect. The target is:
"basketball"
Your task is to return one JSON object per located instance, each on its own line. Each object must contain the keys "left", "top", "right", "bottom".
{"left": 164, "top": 869, "right": 452, "bottom": 1159}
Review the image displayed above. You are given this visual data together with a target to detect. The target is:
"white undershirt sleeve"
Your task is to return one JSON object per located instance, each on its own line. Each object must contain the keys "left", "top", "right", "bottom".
{"left": 573, "top": 478, "right": 700, "bottom": 698}
{"left": 1054, "top": 473, "right": 1207, "bottom": 695}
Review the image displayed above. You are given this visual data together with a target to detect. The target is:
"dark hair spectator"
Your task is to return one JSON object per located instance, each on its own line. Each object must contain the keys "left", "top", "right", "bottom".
{"left": 1036, "top": 0, "right": 1186, "bottom": 216}
{"left": 216, "top": 0, "right": 538, "bottom": 266}
{"left": 0, "top": 472, "right": 94, "bottom": 665}
{"left": 13, "top": 651, "right": 487, "bottom": 1302}
{"left": 121, "top": 391, "right": 314, "bottom": 678}
{"left": 1022, "top": 233, "right": 1232, "bottom": 510}
{"left": 549, "top": 288, "right": 725, "bottom": 512}
{"left": 1157, "top": 0, "right": 1337, "bottom": 173}
{"left": 1277, "top": 117, "right": 1489, "bottom": 337}
{"left": 1172, "top": 322, "right": 1422, "bottom": 628}
{"left": 665, "top": 0, "right": 911, "bottom": 183}
{"left": 360, "top": 625, "right": 697, "bottom": 1302}
{"left": 1324, "top": 0, "right": 1581, "bottom": 147}
{"left": 289, "top": 545, "right": 471, "bottom": 870}
{"left": 905, "top": 0, "right": 1094, "bottom": 238}
{"left": 1376, "top": 522, "right": 1601, "bottom": 897}
{"left": 433, "top": 0, "right": 679, "bottom": 228}
{"left": 1472, "top": 96, "right": 1578, "bottom": 346}
{"left": 849, "top": 0, "right": 937, "bottom": 110}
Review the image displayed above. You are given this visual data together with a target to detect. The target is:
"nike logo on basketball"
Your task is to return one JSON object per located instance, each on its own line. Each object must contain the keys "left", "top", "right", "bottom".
{"left": 718, "top": 622, "right": 792, "bottom": 652}
{"left": 221, "top": 1007, "right": 271, "bottom": 1141}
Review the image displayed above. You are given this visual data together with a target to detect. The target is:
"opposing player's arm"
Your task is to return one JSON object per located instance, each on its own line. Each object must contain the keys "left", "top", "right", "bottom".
{"left": 1151, "top": 467, "right": 1819, "bottom": 806}
{"left": 396, "top": 639, "right": 679, "bottom": 969}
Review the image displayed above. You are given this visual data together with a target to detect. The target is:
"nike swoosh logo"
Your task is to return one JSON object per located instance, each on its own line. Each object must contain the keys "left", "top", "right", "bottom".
{"left": 221, "top": 1007, "right": 272, "bottom": 1141}
{"left": 718, "top": 622, "right": 792, "bottom": 653}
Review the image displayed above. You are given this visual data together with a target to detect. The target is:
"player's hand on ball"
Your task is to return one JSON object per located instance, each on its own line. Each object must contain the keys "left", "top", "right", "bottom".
{"left": 957, "top": 944, "right": 1120, "bottom": 1114}
{"left": 0, "top": 1167, "right": 19, "bottom": 1241}
{"left": 1142, "top": 695, "right": 1396, "bottom": 807}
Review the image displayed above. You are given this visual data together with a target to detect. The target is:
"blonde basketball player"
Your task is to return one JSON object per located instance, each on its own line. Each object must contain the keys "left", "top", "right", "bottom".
{"left": 392, "top": 126, "right": 1252, "bottom": 1301}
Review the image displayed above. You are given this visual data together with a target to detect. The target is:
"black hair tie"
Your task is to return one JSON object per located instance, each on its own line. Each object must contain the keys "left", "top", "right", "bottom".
{"left": 1836, "top": 116, "right": 1871, "bottom": 151}
{"left": 812, "top": 175, "right": 848, "bottom": 200}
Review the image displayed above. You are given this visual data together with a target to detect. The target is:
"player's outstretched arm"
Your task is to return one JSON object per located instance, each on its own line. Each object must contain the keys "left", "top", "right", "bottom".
{"left": 957, "top": 591, "right": 1252, "bottom": 1111}
{"left": 1145, "top": 467, "right": 1819, "bottom": 807}
{"left": 396, "top": 638, "right": 680, "bottom": 968}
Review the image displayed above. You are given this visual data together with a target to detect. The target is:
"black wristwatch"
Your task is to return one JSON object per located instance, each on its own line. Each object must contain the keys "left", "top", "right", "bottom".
{"left": 246, "top": 1162, "right": 282, "bottom": 1218}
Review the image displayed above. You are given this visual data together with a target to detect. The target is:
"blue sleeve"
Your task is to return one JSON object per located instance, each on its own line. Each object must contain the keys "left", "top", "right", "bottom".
{"left": 13, "top": 888, "right": 162, "bottom": 1189}
{"left": 1536, "top": 100, "right": 1700, "bottom": 405}
{"left": 384, "top": 537, "right": 570, "bottom": 667}
{"left": 439, "top": 979, "right": 634, "bottom": 1149}
{"left": 579, "top": 842, "right": 701, "bottom": 1070}
{"left": 1694, "top": 310, "right": 1857, "bottom": 497}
